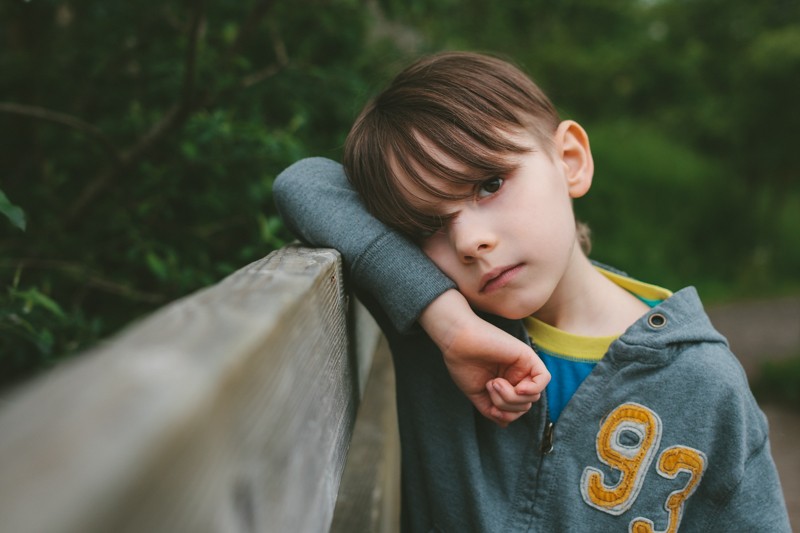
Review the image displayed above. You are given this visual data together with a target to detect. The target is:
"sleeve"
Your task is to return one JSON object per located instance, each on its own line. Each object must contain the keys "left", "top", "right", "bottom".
{"left": 710, "top": 438, "right": 791, "bottom": 532}
{"left": 273, "top": 157, "right": 456, "bottom": 332}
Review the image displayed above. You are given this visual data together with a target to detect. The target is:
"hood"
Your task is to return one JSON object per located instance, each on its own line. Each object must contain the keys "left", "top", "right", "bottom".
{"left": 610, "top": 286, "right": 729, "bottom": 364}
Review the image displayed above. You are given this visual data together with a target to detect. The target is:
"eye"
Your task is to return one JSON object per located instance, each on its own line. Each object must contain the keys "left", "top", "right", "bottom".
{"left": 477, "top": 177, "right": 504, "bottom": 198}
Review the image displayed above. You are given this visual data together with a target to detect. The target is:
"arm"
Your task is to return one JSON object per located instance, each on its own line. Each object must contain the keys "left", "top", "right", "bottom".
{"left": 273, "top": 157, "right": 548, "bottom": 425}
{"left": 274, "top": 157, "right": 452, "bottom": 333}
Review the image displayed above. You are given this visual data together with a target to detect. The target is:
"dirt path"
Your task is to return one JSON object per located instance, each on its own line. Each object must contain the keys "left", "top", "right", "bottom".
{"left": 708, "top": 296, "right": 800, "bottom": 530}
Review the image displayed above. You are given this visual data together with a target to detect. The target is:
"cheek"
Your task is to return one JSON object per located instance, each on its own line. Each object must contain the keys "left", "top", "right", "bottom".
{"left": 422, "top": 238, "right": 457, "bottom": 274}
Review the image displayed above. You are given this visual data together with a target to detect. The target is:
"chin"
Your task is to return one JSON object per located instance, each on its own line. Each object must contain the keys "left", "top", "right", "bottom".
{"left": 470, "top": 293, "right": 544, "bottom": 320}
{"left": 479, "top": 304, "right": 539, "bottom": 321}
{"left": 503, "top": 309, "right": 538, "bottom": 320}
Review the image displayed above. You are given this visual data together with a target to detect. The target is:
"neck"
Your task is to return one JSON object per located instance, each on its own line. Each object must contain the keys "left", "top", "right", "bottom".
{"left": 534, "top": 245, "right": 649, "bottom": 337}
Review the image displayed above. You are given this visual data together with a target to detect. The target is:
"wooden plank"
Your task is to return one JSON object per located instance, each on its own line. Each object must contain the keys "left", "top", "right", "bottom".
{"left": 351, "top": 298, "right": 382, "bottom": 400}
{"left": 331, "top": 336, "right": 401, "bottom": 533}
{"left": 0, "top": 246, "right": 381, "bottom": 533}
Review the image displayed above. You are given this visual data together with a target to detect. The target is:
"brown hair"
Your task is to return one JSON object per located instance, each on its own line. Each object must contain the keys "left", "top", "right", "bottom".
{"left": 344, "top": 51, "right": 590, "bottom": 251}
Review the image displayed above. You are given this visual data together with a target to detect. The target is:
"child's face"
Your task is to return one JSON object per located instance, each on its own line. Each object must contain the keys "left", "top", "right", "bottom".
{"left": 402, "top": 123, "right": 592, "bottom": 319}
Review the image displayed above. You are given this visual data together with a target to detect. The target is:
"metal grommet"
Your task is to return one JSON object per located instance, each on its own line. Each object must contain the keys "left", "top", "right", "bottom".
{"left": 648, "top": 313, "right": 667, "bottom": 329}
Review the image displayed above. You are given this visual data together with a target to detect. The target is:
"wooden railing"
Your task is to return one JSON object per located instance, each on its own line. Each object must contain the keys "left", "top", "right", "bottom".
{"left": 0, "top": 246, "right": 400, "bottom": 533}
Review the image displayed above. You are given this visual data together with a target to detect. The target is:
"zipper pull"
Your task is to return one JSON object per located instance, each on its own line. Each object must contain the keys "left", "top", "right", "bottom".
{"left": 541, "top": 421, "right": 555, "bottom": 455}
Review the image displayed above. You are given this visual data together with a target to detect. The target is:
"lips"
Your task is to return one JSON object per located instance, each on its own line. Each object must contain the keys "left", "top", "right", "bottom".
{"left": 480, "top": 264, "right": 524, "bottom": 293}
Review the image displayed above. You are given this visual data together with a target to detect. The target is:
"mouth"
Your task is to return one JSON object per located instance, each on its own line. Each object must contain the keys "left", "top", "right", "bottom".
{"left": 479, "top": 264, "right": 524, "bottom": 293}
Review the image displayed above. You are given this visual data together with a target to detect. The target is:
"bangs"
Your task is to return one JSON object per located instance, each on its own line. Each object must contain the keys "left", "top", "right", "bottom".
{"left": 386, "top": 118, "right": 531, "bottom": 237}
{"left": 346, "top": 99, "right": 538, "bottom": 238}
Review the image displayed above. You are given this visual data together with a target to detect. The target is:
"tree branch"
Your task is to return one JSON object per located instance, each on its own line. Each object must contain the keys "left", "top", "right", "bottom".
{"left": 0, "top": 102, "right": 123, "bottom": 167}
{"left": 240, "top": 65, "right": 282, "bottom": 89}
{"left": 1, "top": 259, "right": 166, "bottom": 304}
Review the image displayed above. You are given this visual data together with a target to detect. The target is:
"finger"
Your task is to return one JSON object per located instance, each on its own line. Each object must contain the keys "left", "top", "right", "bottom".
{"left": 503, "top": 351, "right": 550, "bottom": 390}
{"left": 529, "top": 358, "right": 551, "bottom": 390}
{"left": 494, "top": 377, "right": 541, "bottom": 403}
{"left": 475, "top": 329, "right": 538, "bottom": 386}
{"left": 513, "top": 374, "right": 546, "bottom": 398}
{"left": 471, "top": 394, "right": 516, "bottom": 428}
{"left": 487, "top": 380, "right": 534, "bottom": 412}
{"left": 488, "top": 405, "right": 525, "bottom": 427}
{"left": 500, "top": 345, "right": 536, "bottom": 386}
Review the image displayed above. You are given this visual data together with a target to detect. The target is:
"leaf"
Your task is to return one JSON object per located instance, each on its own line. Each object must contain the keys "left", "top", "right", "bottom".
{"left": 13, "top": 288, "right": 65, "bottom": 318}
{"left": 257, "top": 214, "right": 286, "bottom": 249}
{"left": 0, "top": 189, "right": 26, "bottom": 231}
{"left": 145, "top": 251, "right": 168, "bottom": 281}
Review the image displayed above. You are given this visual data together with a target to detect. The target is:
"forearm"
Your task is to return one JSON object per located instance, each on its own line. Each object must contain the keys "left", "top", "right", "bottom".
{"left": 273, "top": 157, "right": 455, "bottom": 331}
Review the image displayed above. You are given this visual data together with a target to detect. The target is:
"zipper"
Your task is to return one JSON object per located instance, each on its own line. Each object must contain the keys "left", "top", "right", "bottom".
{"left": 538, "top": 386, "right": 555, "bottom": 456}
{"left": 541, "top": 420, "right": 555, "bottom": 455}
{"left": 532, "top": 340, "right": 555, "bottom": 456}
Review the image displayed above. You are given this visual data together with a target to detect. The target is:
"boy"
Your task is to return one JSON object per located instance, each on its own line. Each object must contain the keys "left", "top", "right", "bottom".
{"left": 274, "top": 52, "right": 789, "bottom": 532}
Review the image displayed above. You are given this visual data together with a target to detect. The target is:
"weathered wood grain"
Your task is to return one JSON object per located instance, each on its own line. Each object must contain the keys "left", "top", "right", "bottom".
{"left": 0, "top": 246, "right": 386, "bottom": 533}
{"left": 331, "top": 336, "right": 400, "bottom": 533}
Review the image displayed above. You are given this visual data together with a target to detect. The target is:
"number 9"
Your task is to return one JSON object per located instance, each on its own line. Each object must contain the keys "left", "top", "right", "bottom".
{"left": 580, "top": 403, "right": 663, "bottom": 515}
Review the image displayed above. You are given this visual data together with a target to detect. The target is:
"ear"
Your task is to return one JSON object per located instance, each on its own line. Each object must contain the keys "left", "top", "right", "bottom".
{"left": 554, "top": 120, "right": 594, "bottom": 199}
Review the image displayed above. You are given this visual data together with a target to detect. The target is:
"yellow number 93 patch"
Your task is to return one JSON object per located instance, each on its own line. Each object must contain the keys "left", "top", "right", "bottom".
{"left": 580, "top": 402, "right": 707, "bottom": 533}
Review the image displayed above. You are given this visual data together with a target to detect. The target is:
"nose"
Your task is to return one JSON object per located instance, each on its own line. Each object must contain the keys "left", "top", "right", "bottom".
{"left": 450, "top": 207, "right": 496, "bottom": 262}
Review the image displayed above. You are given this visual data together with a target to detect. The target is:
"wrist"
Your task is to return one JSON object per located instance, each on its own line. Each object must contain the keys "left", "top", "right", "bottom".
{"left": 418, "top": 289, "right": 476, "bottom": 352}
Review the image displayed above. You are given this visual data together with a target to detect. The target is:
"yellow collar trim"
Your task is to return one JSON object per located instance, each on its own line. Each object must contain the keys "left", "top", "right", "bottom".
{"left": 524, "top": 267, "right": 672, "bottom": 361}
{"left": 598, "top": 268, "right": 673, "bottom": 302}
{"left": 525, "top": 316, "right": 617, "bottom": 361}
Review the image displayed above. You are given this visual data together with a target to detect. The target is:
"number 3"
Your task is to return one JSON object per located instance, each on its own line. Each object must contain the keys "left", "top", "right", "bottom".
{"left": 581, "top": 403, "right": 707, "bottom": 532}
{"left": 629, "top": 446, "right": 707, "bottom": 533}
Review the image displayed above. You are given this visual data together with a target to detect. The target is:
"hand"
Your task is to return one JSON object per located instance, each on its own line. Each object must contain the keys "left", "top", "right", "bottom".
{"left": 419, "top": 290, "right": 550, "bottom": 427}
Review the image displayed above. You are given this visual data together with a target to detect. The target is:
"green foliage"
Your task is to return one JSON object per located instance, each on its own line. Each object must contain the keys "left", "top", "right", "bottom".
{"left": 1, "top": 0, "right": 799, "bottom": 389}
{"left": 0, "top": 0, "right": 379, "bottom": 388}
{"left": 1, "top": 267, "right": 102, "bottom": 388}
{"left": 0, "top": 189, "right": 26, "bottom": 231}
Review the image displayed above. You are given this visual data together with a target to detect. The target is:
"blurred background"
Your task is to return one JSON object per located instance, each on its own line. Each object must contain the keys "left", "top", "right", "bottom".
{"left": 1, "top": 0, "right": 799, "bottom": 404}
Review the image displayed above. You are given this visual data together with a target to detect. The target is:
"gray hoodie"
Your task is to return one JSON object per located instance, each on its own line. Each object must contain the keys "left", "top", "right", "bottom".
{"left": 274, "top": 157, "right": 790, "bottom": 532}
